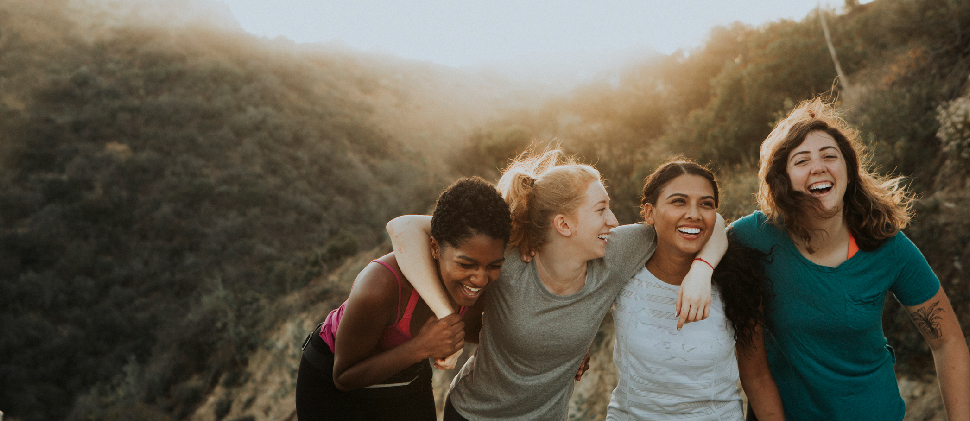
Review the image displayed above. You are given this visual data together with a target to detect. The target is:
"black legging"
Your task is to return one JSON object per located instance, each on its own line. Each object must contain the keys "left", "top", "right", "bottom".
{"left": 295, "top": 330, "right": 436, "bottom": 421}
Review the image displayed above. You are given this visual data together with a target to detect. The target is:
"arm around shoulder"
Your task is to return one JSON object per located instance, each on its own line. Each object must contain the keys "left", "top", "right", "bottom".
{"left": 386, "top": 215, "right": 455, "bottom": 318}
{"left": 675, "top": 213, "right": 726, "bottom": 329}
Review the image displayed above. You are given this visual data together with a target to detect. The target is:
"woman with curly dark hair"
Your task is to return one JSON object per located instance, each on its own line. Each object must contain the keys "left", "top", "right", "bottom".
{"left": 731, "top": 98, "right": 969, "bottom": 420}
{"left": 295, "top": 177, "right": 512, "bottom": 421}
{"left": 607, "top": 160, "right": 785, "bottom": 421}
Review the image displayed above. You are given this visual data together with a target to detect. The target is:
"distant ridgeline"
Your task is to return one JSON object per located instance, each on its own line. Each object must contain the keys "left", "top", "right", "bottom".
{"left": 0, "top": 1, "right": 448, "bottom": 420}
{"left": 2, "top": 0, "right": 970, "bottom": 420}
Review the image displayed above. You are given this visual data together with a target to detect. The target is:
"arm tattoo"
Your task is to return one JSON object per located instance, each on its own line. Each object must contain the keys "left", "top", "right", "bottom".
{"left": 911, "top": 300, "right": 944, "bottom": 339}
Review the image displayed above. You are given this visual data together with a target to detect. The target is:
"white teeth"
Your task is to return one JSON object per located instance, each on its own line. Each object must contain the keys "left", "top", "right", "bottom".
{"left": 598, "top": 234, "right": 609, "bottom": 241}
{"left": 678, "top": 227, "right": 701, "bottom": 235}
{"left": 809, "top": 182, "right": 833, "bottom": 191}
{"left": 464, "top": 285, "right": 481, "bottom": 293}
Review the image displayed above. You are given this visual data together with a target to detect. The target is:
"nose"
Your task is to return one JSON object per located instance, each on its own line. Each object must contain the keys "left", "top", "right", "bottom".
{"left": 685, "top": 202, "right": 700, "bottom": 220}
{"left": 470, "top": 268, "right": 489, "bottom": 287}
{"left": 810, "top": 158, "right": 826, "bottom": 174}
{"left": 606, "top": 208, "right": 619, "bottom": 228}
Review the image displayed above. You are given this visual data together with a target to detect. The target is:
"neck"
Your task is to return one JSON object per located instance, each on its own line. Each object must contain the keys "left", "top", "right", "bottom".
{"left": 534, "top": 246, "right": 588, "bottom": 295}
{"left": 803, "top": 210, "right": 849, "bottom": 252}
{"left": 646, "top": 242, "right": 693, "bottom": 286}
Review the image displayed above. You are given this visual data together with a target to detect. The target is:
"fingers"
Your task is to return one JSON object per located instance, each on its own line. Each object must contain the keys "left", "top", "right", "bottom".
{"left": 435, "top": 350, "right": 462, "bottom": 370}
{"left": 575, "top": 351, "right": 591, "bottom": 381}
{"left": 438, "top": 313, "right": 463, "bottom": 324}
{"left": 675, "top": 288, "right": 684, "bottom": 317}
{"left": 676, "top": 300, "right": 713, "bottom": 330}
{"left": 520, "top": 250, "right": 535, "bottom": 262}
{"left": 677, "top": 307, "right": 688, "bottom": 330}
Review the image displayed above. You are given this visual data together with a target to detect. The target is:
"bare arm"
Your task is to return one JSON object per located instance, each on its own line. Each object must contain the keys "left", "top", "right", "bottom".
{"left": 331, "top": 262, "right": 464, "bottom": 391}
{"left": 386, "top": 215, "right": 455, "bottom": 318}
{"left": 386, "top": 215, "right": 463, "bottom": 368}
{"left": 905, "top": 286, "right": 970, "bottom": 421}
{"left": 676, "top": 213, "right": 727, "bottom": 329}
{"left": 737, "top": 323, "right": 785, "bottom": 420}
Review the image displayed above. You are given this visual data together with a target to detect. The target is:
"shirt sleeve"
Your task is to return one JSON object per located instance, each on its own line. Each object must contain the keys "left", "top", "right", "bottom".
{"left": 889, "top": 231, "right": 941, "bottom": 307}
{"left": 728, "top": 212, "right": 764, "bottom": 250}
{"left": 604, "top": 223, "right": 655, "bottom": 283}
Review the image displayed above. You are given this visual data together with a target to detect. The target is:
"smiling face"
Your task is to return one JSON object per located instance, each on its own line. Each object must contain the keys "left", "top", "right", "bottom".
{"left": 566, "top": 180, "right": 619, "bottom": 260}
{"left": 786, "top": 131, "right": 849, "bottom": 212}
{"left": 432, "top": 233, "right": 506, "bottom": 307}
{"left": 643, "top": 174, "right": 717, "bottom": 258}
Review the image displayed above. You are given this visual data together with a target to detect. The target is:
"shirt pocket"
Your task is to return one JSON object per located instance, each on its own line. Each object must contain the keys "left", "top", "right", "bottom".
{"left": 844, "top": 290, "right": 886, "bottom": 332}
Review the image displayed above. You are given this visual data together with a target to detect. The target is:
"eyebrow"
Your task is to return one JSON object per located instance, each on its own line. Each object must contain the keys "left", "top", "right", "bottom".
{"left": 665, "top": 192, "right": 715, "bottom": 201}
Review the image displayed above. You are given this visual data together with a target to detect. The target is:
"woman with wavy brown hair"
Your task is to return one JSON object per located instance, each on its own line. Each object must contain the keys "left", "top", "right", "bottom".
{"left": 731, "top": 98, "right": 970, "bottom": 421}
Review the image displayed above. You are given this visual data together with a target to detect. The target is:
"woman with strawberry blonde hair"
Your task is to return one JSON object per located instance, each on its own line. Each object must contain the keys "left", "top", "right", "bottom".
{"left": 731, "top": 98, "right": 970, "bottom": 420}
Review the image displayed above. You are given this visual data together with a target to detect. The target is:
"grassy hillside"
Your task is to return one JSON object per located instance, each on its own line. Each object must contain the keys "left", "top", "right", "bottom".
{"left": 0, "top": 1, "right": 481, "bottom": 419}
{"left": 1, "top": 0, "right": 969, "bottom": 420}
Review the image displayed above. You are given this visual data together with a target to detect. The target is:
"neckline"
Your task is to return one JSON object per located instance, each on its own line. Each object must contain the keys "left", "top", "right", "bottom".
{"left": 782, "top": 230, "right": 862, "bottom": 272}
{"left": 530, "top": 259, "right": 594, "bottom": 299}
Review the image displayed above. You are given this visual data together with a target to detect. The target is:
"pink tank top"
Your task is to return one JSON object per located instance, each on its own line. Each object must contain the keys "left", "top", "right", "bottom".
{"left": 319, "top": 259, "right": 466, "bottom": 352}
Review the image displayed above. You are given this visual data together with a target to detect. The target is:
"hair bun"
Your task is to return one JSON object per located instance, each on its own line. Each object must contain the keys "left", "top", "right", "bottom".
{"left": 522, "top": 175, "right": 536, "bottom": 188}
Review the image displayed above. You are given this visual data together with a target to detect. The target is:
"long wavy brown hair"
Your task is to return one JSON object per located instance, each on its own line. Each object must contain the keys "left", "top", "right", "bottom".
{"left": 758, "top": 98, "right": 913, "bottom": 253}
{"left": 496, "top": 149, "right": 601, "bottom": 254}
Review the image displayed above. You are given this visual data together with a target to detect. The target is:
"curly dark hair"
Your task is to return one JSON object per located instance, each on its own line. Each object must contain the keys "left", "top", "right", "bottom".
{"left": 431, "top": 176, "right": 512, "bottom": 249}
{"left": 714, "top": 233, "right": 774, "bottom": 350}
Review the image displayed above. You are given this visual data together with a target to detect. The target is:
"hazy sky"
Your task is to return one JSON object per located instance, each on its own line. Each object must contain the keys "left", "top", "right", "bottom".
{"left": 219, "top": 1, "right": 854, "bottom": 68}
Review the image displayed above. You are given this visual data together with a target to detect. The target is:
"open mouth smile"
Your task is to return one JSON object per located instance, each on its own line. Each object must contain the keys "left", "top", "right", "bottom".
{"left": 462, "top": 284, "right": 482, "bottom": 297}
{"left": 677, "top": 227, "right": 701, "bottom": 235}
{"left": 808, "top": 181, "right": 833, "bottom": 196}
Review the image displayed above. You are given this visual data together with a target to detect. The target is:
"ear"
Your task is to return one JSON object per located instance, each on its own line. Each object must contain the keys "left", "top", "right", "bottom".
{"left": 642, "top": 203, "right": 656, "bottom": 226}
{"left": 430, "top": 237, "right": 440, "bottom": 260}
{"left": 552, "top": 214, "right": 573, "bottom": 237}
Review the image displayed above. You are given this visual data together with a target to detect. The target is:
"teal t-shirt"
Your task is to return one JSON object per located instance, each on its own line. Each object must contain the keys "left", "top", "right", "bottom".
{"left": 731, "top": 212, "right": 940, "bottom": 421}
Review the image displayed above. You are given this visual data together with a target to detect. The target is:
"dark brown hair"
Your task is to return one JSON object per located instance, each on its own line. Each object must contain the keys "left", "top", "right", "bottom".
{"left": 640, "top": 158, "right": 719, "bottom": 218}
{"left": 758, "top": 98, "right": 912, "bottom": 253}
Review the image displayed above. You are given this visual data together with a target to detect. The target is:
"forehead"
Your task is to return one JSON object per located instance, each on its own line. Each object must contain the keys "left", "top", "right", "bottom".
{"left": 790, "top": 131, "right": 839, "bottom": 157}
{"left": 583, "top": 180, "right": 609, "bottom": 203}
{"left": 447, "top": 233, "right": 506, "bottom": 260}
{"left": 660, "top": 174, "right": 715, "bottom": 197}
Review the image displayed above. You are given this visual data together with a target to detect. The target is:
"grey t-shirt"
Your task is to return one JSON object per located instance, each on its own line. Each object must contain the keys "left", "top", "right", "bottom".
{"left": 449, "top": 223, "right": 656, "bottom": 421}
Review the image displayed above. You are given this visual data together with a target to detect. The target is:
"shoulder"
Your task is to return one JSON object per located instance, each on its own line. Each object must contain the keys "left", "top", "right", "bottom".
{"left": 877, "top": 230, "right": 924, "bottom": 261}
{"left": 729, "top": 211, "right": 783, "bottom": 250}
{"left": 729, "top": 211, "right": 767, "bottom": 233}
{"left": 346, "top": 255, "right": 401, "bottom": 320}
{"left": 607, "top": 223, "right": 656, "bottom": 250}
